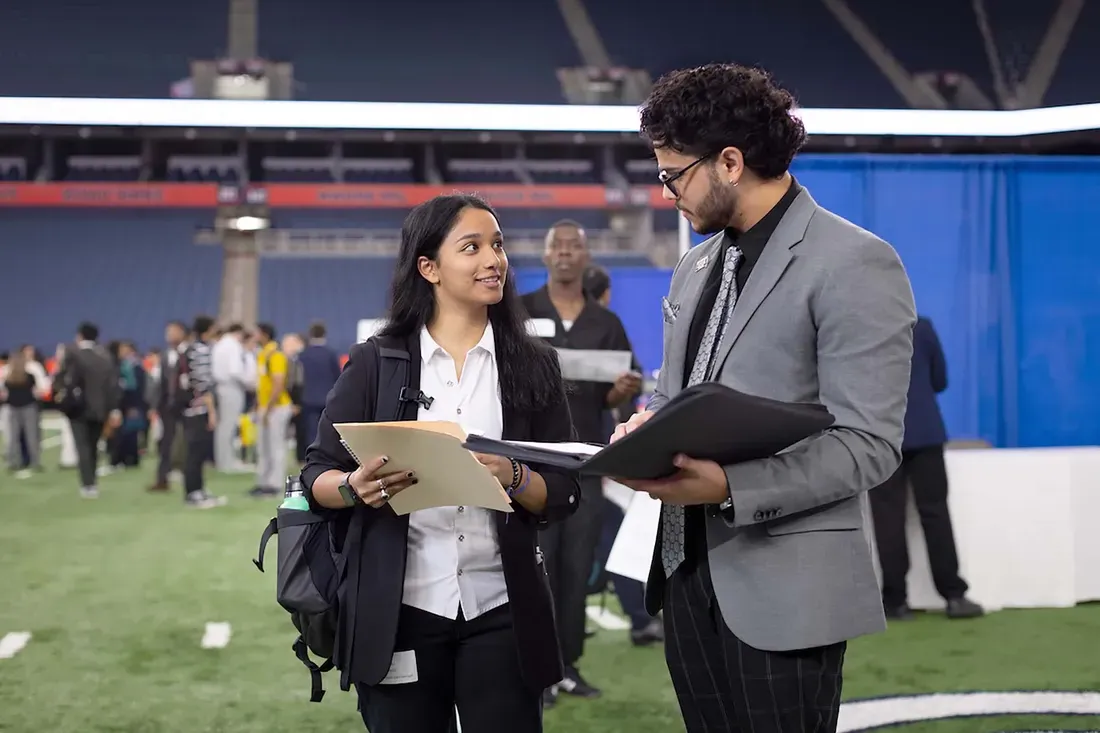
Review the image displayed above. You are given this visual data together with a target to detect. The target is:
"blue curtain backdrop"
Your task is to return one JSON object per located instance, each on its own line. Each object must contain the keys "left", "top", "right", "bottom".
{"left": 515, "top": 154, "right": 1100, "bottom": 449}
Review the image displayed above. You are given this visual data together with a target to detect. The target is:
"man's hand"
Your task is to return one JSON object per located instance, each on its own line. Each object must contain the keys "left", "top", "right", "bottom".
{"left": 607, "top": 370, "right": 643, "bottom": 406}
{"left": 610, "top": 409, "right": 655, "bottom": 443}
{"left": 618, "top": 454, "right": 729, "bottom": 506}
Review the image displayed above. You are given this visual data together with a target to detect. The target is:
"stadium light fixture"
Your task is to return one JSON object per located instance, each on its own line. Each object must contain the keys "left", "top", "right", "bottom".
{"left": 1, "top": 97, "right": 1100, "bottom": 137}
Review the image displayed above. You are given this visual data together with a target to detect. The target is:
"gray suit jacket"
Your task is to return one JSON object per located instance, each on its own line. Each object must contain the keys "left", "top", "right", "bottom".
{"left": 648, "top": 188, "right": 916, "bottom": 652}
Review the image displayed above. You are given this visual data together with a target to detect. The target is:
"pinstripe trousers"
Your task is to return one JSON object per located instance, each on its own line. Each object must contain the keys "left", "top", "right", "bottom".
{"left": 663, "top": 556, "right": 846, "bottom": 733}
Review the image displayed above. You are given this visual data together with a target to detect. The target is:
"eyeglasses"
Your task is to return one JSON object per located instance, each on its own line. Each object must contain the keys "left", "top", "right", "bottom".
{"left": 658, "top": 154, "right": 711, "bottom": 198}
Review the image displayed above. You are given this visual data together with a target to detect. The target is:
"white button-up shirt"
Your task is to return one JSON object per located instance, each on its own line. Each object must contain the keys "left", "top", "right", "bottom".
{"left": 211, "top": 334, "right": 247, "bottom": 389}
{"left": 402, "top": 323, "right": 509, "bottom": 621}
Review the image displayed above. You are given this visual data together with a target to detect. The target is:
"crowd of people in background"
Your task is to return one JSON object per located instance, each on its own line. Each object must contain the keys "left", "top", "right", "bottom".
{"left": 0, "top": 317, "right": 343, "bottom": 508}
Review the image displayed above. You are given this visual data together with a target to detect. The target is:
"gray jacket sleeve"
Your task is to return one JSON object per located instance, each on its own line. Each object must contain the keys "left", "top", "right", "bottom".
{"left": 726, "top": 235, "right": 917, "bottom": 525}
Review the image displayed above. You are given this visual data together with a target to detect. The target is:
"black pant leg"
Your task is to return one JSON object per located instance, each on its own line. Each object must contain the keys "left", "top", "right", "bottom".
{"left": 182, "top": 414, "right": 208, "bottom": 497}
{"left": 666, "top": 558, "right": 847, "bottom": 733}
{"left": 454, "top": 604, "right": 542, "bottom": 733}
{"left": 718, "top": 609, "right": 846, "bottom": 733}
{"left": 663, "top": 559, "right": 737, "bottom": 732}
{"left": 869, "top": 464, "right": 911, "bottom": 608}
{"left": 155, "top": 413, "right": 177, "bottom": 484}
{"left": 71, "top": 418, "right": 103, "bottom": 488}
{"left": 907, "top": 445, "right": 969, "bottom": 601}
{"left": 356, "top": 605, "right": 457, "bottom": 733}
{"left": 554, "top": 477, "right": 604, "bottom": 668}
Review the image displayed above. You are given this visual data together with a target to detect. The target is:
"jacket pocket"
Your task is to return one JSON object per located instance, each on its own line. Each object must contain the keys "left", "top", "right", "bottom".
{"left": 764, "top": 507, "right": 862, "bottom": 536}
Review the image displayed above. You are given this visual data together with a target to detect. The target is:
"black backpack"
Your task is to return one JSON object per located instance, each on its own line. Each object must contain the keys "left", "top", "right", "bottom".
{"left": 52, "top": 352, "right": 86, "bottom": 418}
{"left": 252, "top": 336, "right": 412, "bottom": 702}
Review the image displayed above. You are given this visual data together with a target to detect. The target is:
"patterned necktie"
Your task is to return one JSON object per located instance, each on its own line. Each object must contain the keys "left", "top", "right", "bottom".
{"left": 661, "top": 245, "right": 743, "bottom": 577}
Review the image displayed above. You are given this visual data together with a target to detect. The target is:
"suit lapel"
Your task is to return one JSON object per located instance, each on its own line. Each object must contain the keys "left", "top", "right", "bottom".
{"left": 711, "top": 191, "right": 816, "bottom": 373}
{"left": 667, "top": 235, "right": 724, "bottom": 389}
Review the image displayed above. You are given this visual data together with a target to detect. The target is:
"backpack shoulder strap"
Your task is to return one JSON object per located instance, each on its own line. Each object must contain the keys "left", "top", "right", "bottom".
{"left": 368, "top": 335, "right": 412, "bottom": 422}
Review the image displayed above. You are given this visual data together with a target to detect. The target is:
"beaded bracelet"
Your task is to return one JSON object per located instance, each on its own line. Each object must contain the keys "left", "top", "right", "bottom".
{"left": 507, "top": 458, "right": 521, "bottom": 493}
{"left": 507, "top": 459, "right": 531, "bottom": 497}
{"left": 515, "top": 464, "right": 532, "bottom": 495}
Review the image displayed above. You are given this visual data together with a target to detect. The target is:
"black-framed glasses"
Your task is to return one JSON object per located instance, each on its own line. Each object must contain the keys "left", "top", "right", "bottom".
{"left": 658, "top": 153, "right": 711, "bottom": 198}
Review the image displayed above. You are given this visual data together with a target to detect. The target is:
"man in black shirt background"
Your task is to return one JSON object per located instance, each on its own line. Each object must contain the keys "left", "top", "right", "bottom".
{"left": 521, "top": 220, "right": 642, "bottom": 705}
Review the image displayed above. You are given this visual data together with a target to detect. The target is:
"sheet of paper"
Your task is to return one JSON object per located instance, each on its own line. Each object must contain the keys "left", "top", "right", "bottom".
{"left": 554, "top": 348, "right": 633, "bottom": 383}
{"left": 602, "top": 478, "right": 634, "bottom": 512}
{"left": 504, "top": 440, "right": 604, "bottom": 457}
{"left": 335, "top": 421, "right": 512, "bottom": 515}
{"left": 605, "top": 491, "right": 661, "bottom": 582}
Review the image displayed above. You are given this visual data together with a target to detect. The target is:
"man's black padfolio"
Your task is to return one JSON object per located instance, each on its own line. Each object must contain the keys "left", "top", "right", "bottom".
{"left": 462, "top": 382, "right": 835, "bottom": 481}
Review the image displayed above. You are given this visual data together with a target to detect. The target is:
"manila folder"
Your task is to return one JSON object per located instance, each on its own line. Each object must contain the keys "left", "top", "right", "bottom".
{"left": 333, "top": 421, "right": 513, "bottom": 516}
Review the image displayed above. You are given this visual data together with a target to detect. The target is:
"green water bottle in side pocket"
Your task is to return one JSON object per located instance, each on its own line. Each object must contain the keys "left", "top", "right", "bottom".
{"left": 280, "top": 476, "right": 311, "bottom": 511}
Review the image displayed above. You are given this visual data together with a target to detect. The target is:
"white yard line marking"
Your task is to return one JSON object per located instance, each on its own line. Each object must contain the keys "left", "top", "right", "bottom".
{"left": 585, "top": 605, "right": 631, "bottom": 631}
{"left": 0, "top": 632, "right": 32, "bottom": 659}
{"left": 200, "top": 622, "right": 232, "bottom": 649}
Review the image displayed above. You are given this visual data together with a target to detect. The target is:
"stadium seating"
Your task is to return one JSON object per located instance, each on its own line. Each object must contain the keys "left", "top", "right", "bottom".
{"left": 0, "top": 0, "right": 226, "bottom": 98}
{"left": 167, "top": 156, "right": 242, "bottom": 183}
{"left": 270, "top": 208, "right": 611, "bottom": 233}
{"left": 0, "top": 156, "right": 26, "bottom": 181}
{"left": 258, "top": 0, "right": 575, "bottom": 103}
{"left": 0, "top": 210, "right": 222, "bottom": 351}
{"left": 1, "top": 1, "right": 1095, "bottom": 107}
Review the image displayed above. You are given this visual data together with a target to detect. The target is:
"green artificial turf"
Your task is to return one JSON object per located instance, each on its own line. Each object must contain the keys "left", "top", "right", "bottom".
{"left": 1, "top": 448, "right": 1097, "bottom": 732}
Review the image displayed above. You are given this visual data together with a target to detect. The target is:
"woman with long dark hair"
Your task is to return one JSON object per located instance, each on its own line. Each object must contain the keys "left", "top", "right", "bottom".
{"left": 302, "top": 194, "right": 579, "bottom": 733}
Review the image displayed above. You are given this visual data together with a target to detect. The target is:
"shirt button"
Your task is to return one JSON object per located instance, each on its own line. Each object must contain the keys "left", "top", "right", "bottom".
{"left": 458, "top": 534, "right": 465, "bottom": 542}
{"left": 456, "top": 408, "right": 462, "bottom": 415}
{"left": 457, "top": 506, "right": 465, "bottom": 513}
{"left": 447, "top": 380, "right": 454, "bottom": 387}
{"left": 457, "top": 569, "right": 463, "bottom": 576}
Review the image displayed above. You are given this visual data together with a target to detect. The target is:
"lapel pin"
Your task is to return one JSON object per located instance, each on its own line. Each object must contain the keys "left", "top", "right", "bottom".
{"left": 695, "top": 255, "right": 709, "bottom": 272}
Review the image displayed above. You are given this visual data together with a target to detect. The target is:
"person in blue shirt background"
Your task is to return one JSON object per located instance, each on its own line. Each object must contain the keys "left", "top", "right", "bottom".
{"left": 297, "top": 321, "right": 342, "bottom": 455}
{"left": 869, "top": 316, "right": 984, "bottom": 620}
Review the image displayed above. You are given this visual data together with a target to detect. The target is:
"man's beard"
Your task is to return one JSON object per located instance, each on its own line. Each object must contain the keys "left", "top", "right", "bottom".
{"left": 690, "top": 174, "right": 739, "bottom": 236}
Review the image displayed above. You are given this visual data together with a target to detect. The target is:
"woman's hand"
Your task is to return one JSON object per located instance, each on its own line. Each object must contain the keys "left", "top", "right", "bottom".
{"left": 474, "top": 453, "right": 516, "bottom": 489}
{"left": 348, "top": 454, "right": 418, "bottom": 508}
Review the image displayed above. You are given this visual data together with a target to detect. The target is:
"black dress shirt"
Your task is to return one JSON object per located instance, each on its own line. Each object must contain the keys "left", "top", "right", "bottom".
{"left": 521, "top": 286, "right": 639, "bottom": 444}
{"left": 679, "top": 178, "right": 802, "bottom": 572}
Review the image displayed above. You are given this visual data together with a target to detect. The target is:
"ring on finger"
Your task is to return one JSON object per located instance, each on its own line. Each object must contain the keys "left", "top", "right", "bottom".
{"left": 377, "top": 478, "right": 390, "bottom": 502}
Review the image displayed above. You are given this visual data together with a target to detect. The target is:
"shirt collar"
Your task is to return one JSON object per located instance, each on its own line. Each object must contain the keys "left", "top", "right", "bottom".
{"left": 724, "top": 176, "right": 802, "bottom": 267}
{"left": 420, "top": 322, "right": 496, "bottom": 365}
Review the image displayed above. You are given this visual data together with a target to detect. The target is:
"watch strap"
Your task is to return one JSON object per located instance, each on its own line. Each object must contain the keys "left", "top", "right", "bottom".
{"left": 338, "top": 473, "right": 361, "bottom": 507}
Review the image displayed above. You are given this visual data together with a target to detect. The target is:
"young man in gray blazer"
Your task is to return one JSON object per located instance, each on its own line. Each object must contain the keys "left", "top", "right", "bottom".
{"left": 613, "top": 64, "right": 917, "bottom": 733}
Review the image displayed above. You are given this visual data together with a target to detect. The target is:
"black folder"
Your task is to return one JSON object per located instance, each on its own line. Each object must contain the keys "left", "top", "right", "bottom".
{"left": 462, "top": 382, "right": 835, "bottom": 481}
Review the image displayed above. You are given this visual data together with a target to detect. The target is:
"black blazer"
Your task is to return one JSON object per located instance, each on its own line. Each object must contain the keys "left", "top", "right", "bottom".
{"left": 300, "top": 332, "right": 581, "bottom": 694}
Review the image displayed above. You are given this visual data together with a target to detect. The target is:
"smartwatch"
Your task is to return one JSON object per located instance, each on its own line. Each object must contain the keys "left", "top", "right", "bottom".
{"left": 337, "top": 473, "right": 361, "bottom": 507}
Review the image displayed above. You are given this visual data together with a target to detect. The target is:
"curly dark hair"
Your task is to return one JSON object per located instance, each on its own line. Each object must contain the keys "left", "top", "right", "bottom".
{"left": 639, "top": 63, "right": 807, "bottom": 179}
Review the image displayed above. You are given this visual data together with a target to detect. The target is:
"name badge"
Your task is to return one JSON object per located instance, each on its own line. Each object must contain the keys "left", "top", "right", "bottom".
{"left": 525, "top": 318, "right": 557, "bottom": 338}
